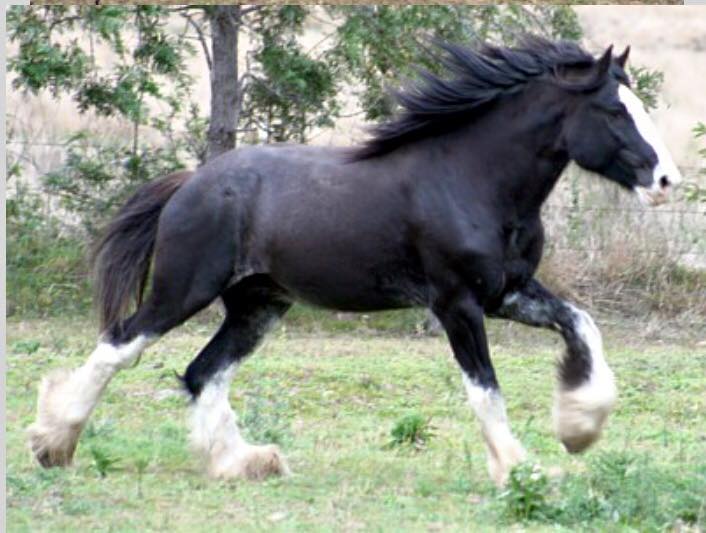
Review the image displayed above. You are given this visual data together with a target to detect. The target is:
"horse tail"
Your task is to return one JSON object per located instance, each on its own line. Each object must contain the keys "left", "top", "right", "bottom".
{"left": 91, "top": 170, "right": 194, "bottom": 332}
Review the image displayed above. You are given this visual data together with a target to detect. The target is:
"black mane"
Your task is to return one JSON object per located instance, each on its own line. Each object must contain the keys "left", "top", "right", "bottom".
{"left": 351, "top": 36, "right": 595, "bottom": 161}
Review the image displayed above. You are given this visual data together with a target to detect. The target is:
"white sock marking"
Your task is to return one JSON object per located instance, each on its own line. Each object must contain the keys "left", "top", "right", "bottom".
{"left": 28, "top": 334, "right": 154, "bottom": 465}
{"left": 189, "top": 367, "right": 246, "bottom": 459}
{"left": 59, "top": 335, "right": 153, "bottom": 424}
{"left": 189, "top": 366, "right": 289, "bottom": 479}
{"left": 461, "top": 374, "right": 526, "bottom": 486}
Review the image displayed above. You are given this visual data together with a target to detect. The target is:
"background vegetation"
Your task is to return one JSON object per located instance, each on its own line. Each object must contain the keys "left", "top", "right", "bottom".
{"left": 6, "top": 6, "right": 705, "bottom": 531}
{"left": 8, "top": 5, "right": 704, "bottom": 329}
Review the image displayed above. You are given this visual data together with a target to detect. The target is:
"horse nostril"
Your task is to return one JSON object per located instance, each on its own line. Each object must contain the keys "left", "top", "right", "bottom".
{"left": 659, "top": 175, "right": 670, "bottom": 189}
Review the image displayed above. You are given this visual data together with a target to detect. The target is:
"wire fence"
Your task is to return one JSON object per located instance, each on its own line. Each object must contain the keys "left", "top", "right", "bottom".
{"left": 7, "top": 137, "right": 706, "bottom": 266}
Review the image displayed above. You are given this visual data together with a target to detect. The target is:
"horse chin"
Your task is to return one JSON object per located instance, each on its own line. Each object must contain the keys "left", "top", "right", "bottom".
{"left": 634, "top": 185, "right": 669, "bottom": 207}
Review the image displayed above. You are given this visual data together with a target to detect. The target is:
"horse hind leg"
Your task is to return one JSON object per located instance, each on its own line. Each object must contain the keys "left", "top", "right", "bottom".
{"left": 27, "top": 333, "right": 154, "bottom": 467}
{"left": 183, "top": 283, "right": 291, "bottom": 481}
{"left": 28, "top": 242, "right": 234, "bottom": 468}
{"left": 27, "top": 293, "right": 214, "bottom": 468}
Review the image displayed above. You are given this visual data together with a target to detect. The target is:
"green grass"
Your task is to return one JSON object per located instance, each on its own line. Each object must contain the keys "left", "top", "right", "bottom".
{"left": 6, "top": 317, "right": 706, "bottom": 532}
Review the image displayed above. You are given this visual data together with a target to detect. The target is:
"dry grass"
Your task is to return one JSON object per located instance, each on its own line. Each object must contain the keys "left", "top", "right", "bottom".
{"left": 537, "top": 167, "right": 706, "bottom": 324}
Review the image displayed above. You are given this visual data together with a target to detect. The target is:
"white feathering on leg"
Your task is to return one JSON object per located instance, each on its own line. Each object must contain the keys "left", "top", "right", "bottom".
{"left": 28, "top": 335, "right": 153, "bottom": 466}
{"left": 189, "top": 366, "right": 289, "bottom": 480}
{"left": 462, "top": 373, "right": 526, "bottom": 486}
{"left": 554, "top": 307, "right": 616, "bottom": 453}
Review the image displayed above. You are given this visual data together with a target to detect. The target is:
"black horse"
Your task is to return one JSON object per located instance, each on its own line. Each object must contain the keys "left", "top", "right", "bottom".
{"left": 29, "top": 37, "right": 681, "bottom": 486}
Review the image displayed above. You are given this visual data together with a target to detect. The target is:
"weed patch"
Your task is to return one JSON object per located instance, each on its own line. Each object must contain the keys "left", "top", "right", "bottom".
{"left": 496, "top": 451, "right": 706, "bottom": 531}
{"left": 386, "top": 412, "right": 435, "bottom": 450}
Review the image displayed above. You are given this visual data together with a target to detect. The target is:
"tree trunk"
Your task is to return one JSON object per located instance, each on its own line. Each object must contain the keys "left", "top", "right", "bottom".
{"left": 207, "top": 6, "right": 240, "bottom": 161}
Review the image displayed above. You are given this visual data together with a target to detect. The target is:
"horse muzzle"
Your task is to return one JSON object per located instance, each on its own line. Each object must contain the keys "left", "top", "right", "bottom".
{"left": 635, "top": 168, "right": 682, "bottom": 207}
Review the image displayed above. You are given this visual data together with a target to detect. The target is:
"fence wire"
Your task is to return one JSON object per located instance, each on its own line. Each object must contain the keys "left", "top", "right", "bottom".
{"left": 7, "top": 137, "right": 706, "bottom": 263}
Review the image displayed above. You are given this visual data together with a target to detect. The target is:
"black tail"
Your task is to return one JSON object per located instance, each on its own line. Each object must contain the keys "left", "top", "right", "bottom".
{"left": 91, "top": 170, "right": 194, "bottom": 332}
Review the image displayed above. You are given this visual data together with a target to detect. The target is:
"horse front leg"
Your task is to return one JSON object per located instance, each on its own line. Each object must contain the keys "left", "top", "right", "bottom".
{"left": 432, "top": 288, "right": 526, "bottom": 487}
{"left": 491, "top": 278, "right": 617, "bottom": 453}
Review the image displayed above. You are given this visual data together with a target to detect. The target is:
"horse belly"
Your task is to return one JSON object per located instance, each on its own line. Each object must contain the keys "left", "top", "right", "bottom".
{"left": 267, "top": 243, "right": 427, "bottom": 312}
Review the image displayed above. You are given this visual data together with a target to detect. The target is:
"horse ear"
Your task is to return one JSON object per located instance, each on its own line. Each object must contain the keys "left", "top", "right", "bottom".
{"left": 616, "top": 46, "right": 630, "bottom": 69}
{"left": 555, "top": 45, "right": 613, "bottom": 92}
{"left": 592, "top": 45, "right": 613, "bottom": 84}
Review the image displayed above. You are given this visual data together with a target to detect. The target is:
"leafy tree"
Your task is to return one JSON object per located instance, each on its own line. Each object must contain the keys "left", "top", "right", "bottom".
{"left": 19, "top": 4, "right": 671, "bottom": 238}
{"left": 8, "top": 5, "right": 195, "bottom": 231}
{"left": 628, "top": 65, "right": 663, "bottom": 111}
{"left": 328, "top": 5, "right": 582, "bottom": 120}
{"left": 684, "top": 122, "right": 706, "bottom": 203}
{"left": 8, "top": 5, "right": 668, "bottom": 230}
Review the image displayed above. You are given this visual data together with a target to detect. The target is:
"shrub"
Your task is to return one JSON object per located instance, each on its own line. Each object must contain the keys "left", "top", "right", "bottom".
{"left": 7, "top": 185, "right": 92, "bottom": 317}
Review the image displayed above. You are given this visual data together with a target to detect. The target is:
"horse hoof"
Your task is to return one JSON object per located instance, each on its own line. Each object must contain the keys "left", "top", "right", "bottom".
{"left": 561, "top": 432, "right": 598, "bottom": 454}
{"left": 487, "top": 439, "right": 527, "bottom": 487}
{"left": 28, "top": 369, "right": 83, "bottom": 468}
{"left": 241, "top": 444, "right": 290, "bottom": 480}
{"left": 554, "top": 404, "right": 610, "bottom": 454}
{"left": 554, "top": 380, "right": 615, "bottom": 455}
{"left": 27, "top": 422, "right": 80, "bottom": 468}
{"left": 209, "top": 444, "right": 290, "bottom": 481}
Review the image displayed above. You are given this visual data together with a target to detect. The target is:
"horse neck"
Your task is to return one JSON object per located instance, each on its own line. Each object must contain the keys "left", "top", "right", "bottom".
{"left": 450, "top": 86, "right": 571, "bottom": 217}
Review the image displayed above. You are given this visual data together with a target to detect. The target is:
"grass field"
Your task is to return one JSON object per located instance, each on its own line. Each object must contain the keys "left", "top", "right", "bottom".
{"left": 6, "top": 315, "right": 706, "bottom": 532}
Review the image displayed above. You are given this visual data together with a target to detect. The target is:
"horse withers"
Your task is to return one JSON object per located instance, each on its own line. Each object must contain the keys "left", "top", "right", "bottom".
{"left": 28, "top": 37, "right": 681, "bottom": 487}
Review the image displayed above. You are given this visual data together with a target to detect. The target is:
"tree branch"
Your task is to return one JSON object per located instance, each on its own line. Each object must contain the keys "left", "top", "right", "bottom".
{"left": 181, "top": 12, "right": 212, "bottom": 71}
{"left": 240, "top": 6, "right": 263, "bottom": 17}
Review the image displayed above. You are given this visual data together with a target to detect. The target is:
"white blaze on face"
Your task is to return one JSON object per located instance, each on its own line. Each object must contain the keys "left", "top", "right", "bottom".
{"left": 617, "top": 85, "right": 682, "bottom": 205}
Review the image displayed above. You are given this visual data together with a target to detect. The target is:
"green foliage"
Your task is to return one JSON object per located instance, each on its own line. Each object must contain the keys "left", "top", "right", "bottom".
{"left": 555, "top": 452, "right": 706, "bottom": 530}
{"left": 494, "top": 452, "right": 706, "bottom": 530}
{"left": 243, "top": 6, "right": 339, "bottom": 143}
{"left": 9, "top": 6, "right": 193, "bottom": 123}
{"left": 683, "top": 122, "right": 706, "bottom": 203}
{"left": 499, "top": 463, "right": 553, "bottom": 522}
{"left": 10, "top": 339, "right": 41, "bottom": 355}
{"left": 89, "top": 446, "right": 121, "bottom": 478}
{"left": 6, "top": 184, "right": 92, "bottom": 317}
{"left": 386, "top": 412, "right": 434, "bottom": 450}
{"left": 43, "top": 131, "right": 186, "bottom": 235}
{"left": 628, "top": 65, "right": 664, "bottom": 111}
{"left": 328, "top": 5, "right": 582, "bottom": 120}
{"left": 7, "top": 7, "right": 90, "bottom": 97}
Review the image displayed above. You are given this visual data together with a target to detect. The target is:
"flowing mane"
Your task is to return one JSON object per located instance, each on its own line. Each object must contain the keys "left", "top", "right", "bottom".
{"left": 350, "top": 36, "right": 595, "bottom": 161}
